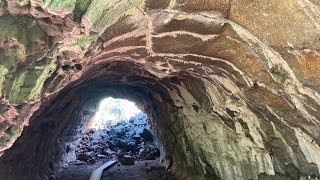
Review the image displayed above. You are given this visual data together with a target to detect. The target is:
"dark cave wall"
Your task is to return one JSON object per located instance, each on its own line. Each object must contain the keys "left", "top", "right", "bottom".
{"left": 0, "top": 87, "right": 98, "bottom": 179}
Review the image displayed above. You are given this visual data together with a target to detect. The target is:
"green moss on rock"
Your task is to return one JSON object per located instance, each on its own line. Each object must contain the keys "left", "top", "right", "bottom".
{"left": 8, "top": 59, "right": 57, "bottom": 105}
{"left": 25, "top": 24, "right": 48, "bottom": 55}
{"left": 0, "top": 65, "right": 9, "bottom": 97}
{"left": 0, "top": 16, "right": 27, "bottom": 41}
{"left": 0, "top": 15, "right": 48, "bottom": 69}
{"left": 47, "top": 74, "right": 65, "bottom": 93}
{"left": 0, "top": 121, "right": 11, "bottom": 133}
{"left": 5, "top": 125, "right": 20, "bottom": 138}
{"left": 0, "top": 16, "right": 50, "bottom": 103}
{"left": 8, "top": 71, "right": 27, "bottom": 104}
{"left": 0, "top": 135, "right": 11, "bottom": 146}
{"left": 29, "top": 60, "right": 57, "bottom": 100}
{"left": 44, "top": 0, "right": 77, "bottom": 11}
{"left": 73, "top": 0, "right": 92, "bottom": 20}
{"left": 84, "top": 0, "right": 144, "bottom": 31}
{"left": 0, "top": 16, "right": 28, "bottom": 69}
{"left": 68, "top": 32, "right": 99, "bottom": 48}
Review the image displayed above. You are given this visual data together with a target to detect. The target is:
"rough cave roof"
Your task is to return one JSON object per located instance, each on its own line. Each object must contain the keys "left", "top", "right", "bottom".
{"left": 0, "top": 0, "right": 320, "bottom": 179}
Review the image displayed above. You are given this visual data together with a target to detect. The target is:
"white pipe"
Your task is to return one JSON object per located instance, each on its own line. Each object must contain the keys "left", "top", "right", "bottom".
{"left": 89, "top": 160, "right": 117, "bottom": 180}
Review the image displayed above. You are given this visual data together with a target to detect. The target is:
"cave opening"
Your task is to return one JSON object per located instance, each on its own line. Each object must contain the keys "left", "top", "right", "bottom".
{"left": 89, "top": 97, "right": 145, "bottom": 129}
{"left": 74, "top": 97, "right": 161, "bottom": 164}
{"left": 57, "top": 96, "right": 168, "bottom": 179}
{"left": 0, "top": 62, "right": 188, "bottom": 180}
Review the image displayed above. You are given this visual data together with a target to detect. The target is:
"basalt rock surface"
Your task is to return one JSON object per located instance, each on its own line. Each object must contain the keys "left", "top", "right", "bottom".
{"left": 0, "top": 0, "right": 320, "bottom": 180}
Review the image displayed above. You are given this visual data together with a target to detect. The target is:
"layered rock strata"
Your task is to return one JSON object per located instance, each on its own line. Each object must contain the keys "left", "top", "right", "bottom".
{"left": 0, "top": 0, "right": 319, "bottom": 179}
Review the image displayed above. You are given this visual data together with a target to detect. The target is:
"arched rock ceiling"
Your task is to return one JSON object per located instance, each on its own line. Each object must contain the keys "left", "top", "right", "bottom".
{"left": 0, "top": 0, "right": 320, "bottom": 179}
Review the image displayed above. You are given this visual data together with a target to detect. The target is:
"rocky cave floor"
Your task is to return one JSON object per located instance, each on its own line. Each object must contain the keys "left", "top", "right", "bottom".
{"left": 54, "top": 113, "right": 177, "bottom": 180}
{"left": 102, "top": 159, "right": 177, "bottom": 180}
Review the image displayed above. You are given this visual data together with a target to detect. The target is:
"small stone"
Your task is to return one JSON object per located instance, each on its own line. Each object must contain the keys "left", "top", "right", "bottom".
{"left": 97, "top": 154, "right": 106, "bottom": 159}
{"left": 138, "top": 148, "right": 148, "bottom": 159}
{"left": 106, "top": 140, "right": 115, "bottom": 150}
{"left": 116, "top": 130, "right": 126, "bottom": 138}
{"left": 132, "top": 134, "right": 141, "bottom": 141}
{"left": 77, "top": 153, "right": 91, "bottom": 162}
{"left": 145, "top": 151, "right": 157, "bottom": 160}
{"left": 126, "top": 141, "right": 137, "bottom": 152}
{"left": 101, "top": 148, "right": 110, "bottom": 155}
{"left": 88, "top": 159, "right": 96, "bottom": 164}
{"left": 88, "top": 145, "right": 97, "bottom": 151}
{"left": 119, "top": 155, "right": 135, "bottom": 165}
{"left": 117, "top": 151, "right": 125, "bottom": 158}
{"left": 118, "top": 139, "right": 127, "bottom": 148}
{"left": 139, "top": 128, "right": 153, "bottom": 141}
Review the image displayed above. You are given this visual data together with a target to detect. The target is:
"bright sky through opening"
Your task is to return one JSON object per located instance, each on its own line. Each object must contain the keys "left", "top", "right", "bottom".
{"left": 91, "top": 97, "right": 142, "bottom": 129}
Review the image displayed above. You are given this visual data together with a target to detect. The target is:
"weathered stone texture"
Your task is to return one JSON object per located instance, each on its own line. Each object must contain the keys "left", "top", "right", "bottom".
{"left": 0, "top": 0, "right": 319, "bottom": 179}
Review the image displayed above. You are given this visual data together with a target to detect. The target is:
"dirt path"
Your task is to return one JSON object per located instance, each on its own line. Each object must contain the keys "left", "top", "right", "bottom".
{"left": 54, "top": 160, "right": 107, "bottom": 180}
{"left": 102, "top": 159, "right": 177, "bottom": 180}
{"left": 54, "top": 158, "right": 177, "bottom": 180}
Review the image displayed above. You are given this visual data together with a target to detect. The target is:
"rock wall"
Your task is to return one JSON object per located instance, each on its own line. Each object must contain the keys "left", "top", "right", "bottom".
{"left": 0, "top": 0, "right": 319, "bottom": 179}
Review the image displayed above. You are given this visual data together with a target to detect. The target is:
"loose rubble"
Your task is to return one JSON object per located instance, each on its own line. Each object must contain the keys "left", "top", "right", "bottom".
{"left": 75, "top": 112, "right": 160, "bottom": 165}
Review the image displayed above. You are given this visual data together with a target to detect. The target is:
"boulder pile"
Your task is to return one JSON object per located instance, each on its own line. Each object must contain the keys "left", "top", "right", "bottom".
{"left": 75, "top": 113, "right": 160, "bottom": 165}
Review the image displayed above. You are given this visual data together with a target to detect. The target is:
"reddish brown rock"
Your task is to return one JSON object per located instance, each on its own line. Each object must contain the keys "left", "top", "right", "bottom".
{"left": 0, "top": 1, "right": 319, "bottom": 180}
